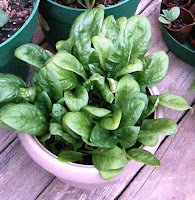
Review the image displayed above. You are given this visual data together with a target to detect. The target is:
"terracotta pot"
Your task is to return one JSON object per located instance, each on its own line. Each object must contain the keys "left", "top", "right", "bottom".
{"left": 162, "top": 0, "right": 192, "bottom": 9}
{"left": 188, "top": 27, "right": 195, "bottom": 48}
{"left": 19, "top": 87, "right": 164, "bottom": 189}
{"left": 189, "top": 3, "right": 195, "bottom": 16}
{"left": 165, "top": 8, "right": 195, "bottom": 43}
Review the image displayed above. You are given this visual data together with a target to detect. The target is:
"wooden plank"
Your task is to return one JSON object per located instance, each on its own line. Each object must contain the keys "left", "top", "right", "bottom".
{"left": 33, "top": 22, "right": 45, "bottom": 45}
{"left": 0, "top": 138, "right": 54, "bottom": 200}
{"left": 135, "top": 0, "right": 154, "bottom": 14}
{"left": 119, "top": 105, "right": 195, "bottom": 200}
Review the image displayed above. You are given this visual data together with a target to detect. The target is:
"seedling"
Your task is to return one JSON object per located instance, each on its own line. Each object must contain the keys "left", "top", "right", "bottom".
{"left": 0, "top": 7, "right": 10, "bottom": 27}
{"left": 158, "top": 7, "right": 180, "bottom": 24}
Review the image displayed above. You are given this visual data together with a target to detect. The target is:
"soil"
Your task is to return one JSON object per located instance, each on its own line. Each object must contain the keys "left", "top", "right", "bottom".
{"left": 0, "top": 0, "right": 33, "bottom": 44}
{"left": 168, "top": 19, "right": 188, "bottom": 30}
{"left": 53, "top": 0, "right": 124, "bottom": 9}
{"left": 167, "top": 0, "right": 189, "bottom": 6}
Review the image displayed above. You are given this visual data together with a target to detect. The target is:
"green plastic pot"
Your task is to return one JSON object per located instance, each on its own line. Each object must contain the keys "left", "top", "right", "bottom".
{"left": 0, "top": 0, "right": 40, "bottom": 80}
{"left": 39, "top": 0, "right": 141, "bottom": 47}
{"left": 161, "top": 25, "right": 195, "bottom": 66}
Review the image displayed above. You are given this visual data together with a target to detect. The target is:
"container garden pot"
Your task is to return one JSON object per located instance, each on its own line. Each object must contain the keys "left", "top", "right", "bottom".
{"left": 18, "top": 87, "right": 164, "bottom": 189}
{"left": 0, "top": 0, "right": 40, "bottom": 80}
{"left": 188, "top": 27, "right": 195, "bottom": 48}
{"left": 164, "top": 7, "right": 195, "bottom": 44}
{"left": 38, "top": 0, "right": 141, "bottom": 47}
{"left": 162, "top": 0, "right": 192, "bottom": 9}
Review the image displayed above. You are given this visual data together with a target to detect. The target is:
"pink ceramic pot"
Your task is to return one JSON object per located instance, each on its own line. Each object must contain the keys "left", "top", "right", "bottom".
{"left": 19, "top": 86, "right": 164, "bottom": 189}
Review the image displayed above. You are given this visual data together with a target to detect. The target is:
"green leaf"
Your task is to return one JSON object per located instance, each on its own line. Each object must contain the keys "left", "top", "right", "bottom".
{"left": 158, "top": 16, "right": 171, "bottom": 24}
{"left": 82, "top": 106, "right": 111, "bottom": 117}
{"left": 56, "top": 37, "right": 75, "bottom": 53}
{"left": 100, "top": 15, "right": 120, "bottom": 47}
{"left": 140, "top": 95, "right": 159, "bottom": 120}
{"left": 50, "top": 104, "right": 67, "bottom": 123}
{"left": 136, "top": 51, "right": 169, "bottom": 86}
{"left": 159, "top": 93, "right": 192, "bottom": 112}
{"left": 85, "top": 73, "right": 114, "bottom": 103}
{"left": 115, "top": 75, "right": 140, "bottom": 106}
{"left": 115, "top": 58, "right": 143, "bottom": 78}
{"left": 0, "top": 7, "right": 10, "bottom": 27}
{"left": 0, "top": 73, "right": 26, "bottom": 103}
{"left": 35, "top": 91, "right": 52, "bottom": 114}
{"left": 16, "top": 86, "right": 41, "bottom": 103}
{"left": 15, "top": 44, "right": 53, "bottom": 68}
{"left": 47, "top": 61, "right": 78, "bottom": 91}
{"left": 100, "top": 110, "right": 122, "bottom": 130}
{"left": 58, "top": 150, "right": 84, "bottom": 162}
{"left": 120, "top": 99, "right": 145, "bottom": 126}
{"left": 51, "top": 51, "right": 87, "bottom": 80}
{"left": 123, "top": 15, "right": 152, "bottom": 59}
{"left": 137, "top": 135, "right": 158, "bottom": 147}
{"left": 100, "top": 168, "right": 123, "bottom": 180}
{"left": 37, "top": 66, "right": 63, "bottom": 101}
{"left": 107, "top": 78, "right": 118, "bottom": 93}
{"left": 139, "top": 118, "right": 178, "bottom": 137}
{"left": 92, "top": 36, "right": 115, "bottom": 71}
{"left": 64, "top": 85, "right": 89, "bottom": 112}
{"left": 115, "top": 126, "right": 140, "bottom": 149}
{"left": 169, "top": 7, "right": 180, "bottom": 21}
{"left": 90, "top": 124, "right": 118, "bottom": 148}
{"left": 189, "top": 79, "right": 195, "bottom": 91}
{"left": 0, "top": 103, "right": 47, "bottom": 136}
{"left": 92, "top": 146, "right": 128, "bottom": 171}
{"left": 50, "top": 123, "right": 83, "bottom": 149}
{"left": 62, "top": 112, "right": 93, "bottom": 138}
{"left": 70, "top": 8, "right": 104, "bottom": 66}
{"left": 126, "top": 148, "right": 160, "bottom": 166}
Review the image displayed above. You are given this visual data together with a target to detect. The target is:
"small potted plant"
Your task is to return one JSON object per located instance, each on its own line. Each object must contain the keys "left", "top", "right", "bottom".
{"left": 0, "top": 0, "right": 40, "bottom": 79}
{"left": 162, "top": 0, "right": 192, "bottom": 9}
{"left": 159, "top": 6, "right": 195, "bottom": 43}
{"left": 0, "top": 8, "right": 192, "bottom": 188}
{"left": 38, "top": 0, "right": 141, "bottom": 47}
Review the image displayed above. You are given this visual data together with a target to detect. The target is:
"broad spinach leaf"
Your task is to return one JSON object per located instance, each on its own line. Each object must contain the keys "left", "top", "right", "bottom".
{"left": 15, "top": 44, "right": 53, "bottom": 68}
{"left": 0, "top": 103, "right": 47, "bottom": 136}
{"left": 70, "top": 8, "right": 104, "bottom": 66}
{"left": 82, "top": 106, "right": 111, "bottom": 117}
{"left": 159, "top": 93, "right": 192, "bottom": 112}
{"left": 100, "top": 110, "right": 122, "bottom": 130}
{"left": 56, "top": 37, "right": 75, "bottom": 53}
{"left": 115, "top": 126, "right": 140, "bottom": 149}
{"left": 58, "top": 150, "right": 84, "bottom": 162}
{"left": 37, "top": 66, "right": 63, "bottom": 101}
{"left": 62, "top": 112, "right": 93, "bottom": 138}
{"left": 64, "top": 85, "right": 89, "bottom": 112}
{"left": 92, "top": 146, "right": 128, "bottom": 171}
{"left": 50, "top": 104, "right": 67, "bottom": 123}
{"left": 51, "top": 51, "right": 87, "bottom": 80}
{"left": 92, "top": 36, "right": 115, "bottom": 71}
{"left": 126, "top": 148, "right": 160, "bottom": 166}
{"left": 0, "top": 73, "right": 26, "bottom": 103}
{"left": 135, "top": 51, "right": 169, "bottom": 86}
{"left": 100, "top": 168, "right": 123, "bottom": 180}
{"left": 47, "top": 61, "right": 78, "bottom": 90}
{"left": 90, "top": 124, "right": 118, "bottom": 148}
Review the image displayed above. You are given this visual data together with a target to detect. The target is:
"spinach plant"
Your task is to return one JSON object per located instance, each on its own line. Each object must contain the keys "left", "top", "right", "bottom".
{"left": 158, "top": 7, "right": 180, "bottom": 24}
{"left": 0, "top": 8, "right": 192, "bottom": 180}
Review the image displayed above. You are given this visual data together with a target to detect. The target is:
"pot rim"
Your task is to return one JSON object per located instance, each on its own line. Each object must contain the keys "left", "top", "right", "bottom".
{"left": 46, "top": 0, "right": 133, "bottom": 11}
{"left": 19, "top": 86, "right": 164, "bottom": 184}
{"left": 0, "top": 0, "right": 40, "bottom": 48}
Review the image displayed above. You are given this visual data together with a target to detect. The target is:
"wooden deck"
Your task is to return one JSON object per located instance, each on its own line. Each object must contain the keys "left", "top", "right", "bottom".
{"left": 0, "top": 0, "right": 195, "bottom": 199}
